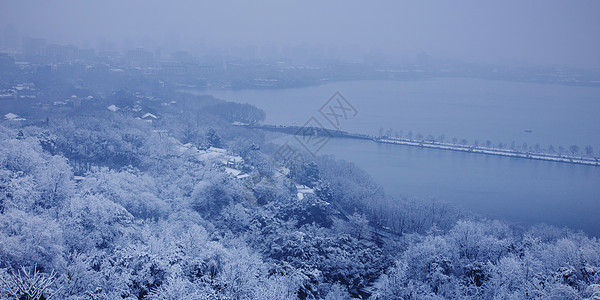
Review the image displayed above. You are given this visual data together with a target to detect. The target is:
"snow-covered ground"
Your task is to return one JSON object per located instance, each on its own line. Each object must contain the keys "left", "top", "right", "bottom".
{"left": 173, "top": 143, "right": 250, "bottom": 179}
{"left": 295, "top": 184, "right": 314, "bottom": 200}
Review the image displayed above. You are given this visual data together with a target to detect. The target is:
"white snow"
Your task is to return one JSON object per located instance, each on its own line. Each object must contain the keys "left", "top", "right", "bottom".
{"left": 141, "top": 113, "right": 158, "bottom": 119}
{"left": 296, "top": 184, "right": 315, "bottom": 200}
{"left": 377, "top": 138, "right": 600, "bottom": 166}
{"left": 236, "top": 174, "right": 251, "bottom": 180}
{"left": 4, "top": 113, "right": 18, "bottom": 119}
{"left": 295, "top": 184, "right": 314, "bottom": 194}
{"left": 208, "top": 147, "right": 226, "bottom": 153}
{"left": 275, "top": 167, "right": 290, "bottom": 178}
{"left": 73, "top": 176, "right": 86, "bottom": 182}
{"left": 195, "top": 151, "right": 223, "bottom": 161}
{"left": 225, "top": 167, "right": 242, "bottom": 177}
{"left": 4, "top": 113, "right": 25, "bottom": 121}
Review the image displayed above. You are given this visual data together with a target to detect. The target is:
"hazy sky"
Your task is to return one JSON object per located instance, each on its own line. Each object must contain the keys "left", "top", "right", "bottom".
{"left": 1, "top": 0, "right": 599, "bottom": 68}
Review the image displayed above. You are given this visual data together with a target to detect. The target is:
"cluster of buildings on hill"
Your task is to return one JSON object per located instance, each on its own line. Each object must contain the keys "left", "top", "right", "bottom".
{"left": 172, "top": 142, "right": 315, "bottom": 200}
{"left": 0, "top": 72, "right": 38, "bottom": 101}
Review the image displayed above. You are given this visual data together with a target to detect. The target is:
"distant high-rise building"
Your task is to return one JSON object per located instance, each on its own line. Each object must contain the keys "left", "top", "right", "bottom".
{"left": 24, "top": 38, "right": 46, "bottom": 57}
{"left": 46, "top": 44, "right": 80, "bottom": 62}
{"left": 416, "top": 52, "right": 430, "bottom": 66}
{"left": 261, "top": 43, "right": 278, "bottom": 60}
{"left": 0, "top": 53, "right": 16, "bottom": 73}
{"left": 125, "top": 48, "right": 154, "bottom": 67}
{"left": 326, "top": 44, "right": 338, "bottom": 60}
{"left": 163, "top": 31, "right": 181, "bottom": 54}
{"left": 173, "top": 51, "right": 194, "bottom": 63}
{"left": 245, "top": 44, "right": 258, "bottom": 59}
{"left": 95, "top": 37, "right": 116, "bottom": 51}
{"left": 310, "top": 44, "right": 326, "bottom": 60}
{"left": 78, "top": 48, "right": 96, "bottom": 61}
{"left": 2, "top": 24, "right": 19, "bottom": 50}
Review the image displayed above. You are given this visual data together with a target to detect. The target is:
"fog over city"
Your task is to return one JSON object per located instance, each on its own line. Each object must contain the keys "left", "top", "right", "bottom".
{"left": 1, "top": 1, "right": 600, "bottom": 299}
{"left": 2, "top": 0, "right": 600, "bottom": 68}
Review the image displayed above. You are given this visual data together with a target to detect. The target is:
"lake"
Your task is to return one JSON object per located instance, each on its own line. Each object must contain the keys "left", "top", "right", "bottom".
{"left": 203, "top": 78, "right": 600, "bottom": 235}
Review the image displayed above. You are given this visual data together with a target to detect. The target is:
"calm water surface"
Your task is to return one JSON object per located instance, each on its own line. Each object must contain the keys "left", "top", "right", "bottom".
{"left": 207, "top": 78, "right": 600, "bottom": 151}
{"left": 319, "top": 138, "right": 600, "bottom": 235}
{"left": 205, "top": 78, "right": 600, "bottom": 235}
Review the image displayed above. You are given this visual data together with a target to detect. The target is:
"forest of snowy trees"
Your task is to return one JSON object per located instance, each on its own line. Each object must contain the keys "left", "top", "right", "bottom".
{"left": 1, "top": 92, "right": 600, "bottom": 299}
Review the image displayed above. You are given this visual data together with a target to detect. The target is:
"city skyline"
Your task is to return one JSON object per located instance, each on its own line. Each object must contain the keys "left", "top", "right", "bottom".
{"left": 1, "top": 0, "right": 600, "bottom": 69}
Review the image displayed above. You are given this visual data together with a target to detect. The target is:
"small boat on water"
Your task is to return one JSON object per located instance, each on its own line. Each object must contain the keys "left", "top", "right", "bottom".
{"left": 524, "top": 130, "right": 532, "bottom": 133}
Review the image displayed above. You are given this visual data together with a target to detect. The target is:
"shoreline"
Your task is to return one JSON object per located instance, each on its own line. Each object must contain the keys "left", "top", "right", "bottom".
{"left": 244, "top": 124, "right": 600, "bottom": 167}
{"left": 376, "top": 137, "right": 600, "bottom": 167}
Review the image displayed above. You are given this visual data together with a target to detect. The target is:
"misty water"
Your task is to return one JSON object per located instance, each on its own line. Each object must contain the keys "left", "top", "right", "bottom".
{"left": 205, "top": 78, "right": 600, "bottom": 235}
